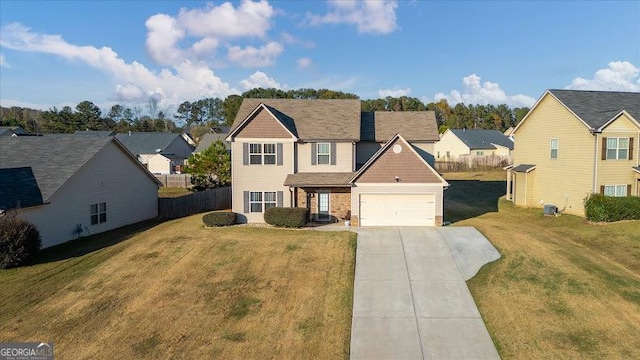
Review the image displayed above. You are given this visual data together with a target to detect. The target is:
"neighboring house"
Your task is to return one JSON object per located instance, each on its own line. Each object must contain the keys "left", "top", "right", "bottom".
{"left": 194, "top": 132, "right": 231, "bottom": 153}
{"left": 114, "top": 132, "right": 194, "bottom": 174}
{"left": 434, "top": 129, "right": 514, "bottom": 160}
{"left": 226, "top": 99, "right": 448, "bottom": 226}
{"left": 0, "top": 135, "right": 161, "bottom": 248}
{"left": 503, "top": 127, "right": 514, "bottom": 137}
{"left": 0, "top": 126, "right": 29, "bottom": 137}
{"left": 507, "top": 89, "right": 640, "bottom": 216}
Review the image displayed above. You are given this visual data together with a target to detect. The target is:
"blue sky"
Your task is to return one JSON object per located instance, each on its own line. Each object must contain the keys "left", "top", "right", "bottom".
{"left": 1, "top": 0, "right": 639, "bottom": 114}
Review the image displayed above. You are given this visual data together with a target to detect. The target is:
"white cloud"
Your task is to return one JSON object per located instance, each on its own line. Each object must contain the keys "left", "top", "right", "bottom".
{"left": 307, "top": 0, "right": 398, "bottom": 34}
{"left": 0, "top": 23, "right": 238, "bottom": 107}
{"left": 227, "top": 41, "right": 283, "bottom": 67}
{"left": 434, "top": 74, "right": 536, "bottom": 107}
{"left": 177, "top": 0, "right": 274, "bottom": 38}
{"left": 145, "top": 14, "right": 185, "bottom": 65}
{"left": 378, "top": 88, "right": 411, "bottom": 97}
{"left": 240, "top": 71, "right": 282, "bottom": 90}
{"left": 113, "top": 83, "right": 146, "bottom": 102}
{"left": 0, "top": 53, "right": 9, "bottom": 68}
{"left": 297, "top": 57, "right": 312, "bottom": 69}
{"left": 566, "top": 61, "right": 640, "bottom": 92}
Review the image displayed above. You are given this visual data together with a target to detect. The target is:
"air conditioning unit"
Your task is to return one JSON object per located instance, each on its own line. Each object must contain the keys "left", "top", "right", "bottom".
{"left": 544, "top": 204, "right": 557, "bottom": 216}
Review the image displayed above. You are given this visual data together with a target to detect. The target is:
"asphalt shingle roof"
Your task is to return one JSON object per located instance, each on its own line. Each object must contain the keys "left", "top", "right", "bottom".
{"left": 195, "top": 133, "right": 231, "bottom": 152}
{"left": 0, "top": 167, "right": 44, "bottom": 210}
{"left": 231, "top": 99, "right": 362, "bottom": 141}
{"left": 360, "top": 111, "right": 439, "bottom": 142}
{"left": 0, "top": 126, "right": 28, "bottom": 136}
{"left": 512, "top": 164, "right": 536, "bottom": 173}
{"left": 450, "top": 129, "right": 514, "bottom": 150}
{"left": 114, "top": 132, "right": 182, "bottom": 155}
{"left": 0, "top": 135, "right": 114, "bottom": 201}
{"left": 74, "top": 130, "right": 116, "bottom": 136}
{"left": 284, "top": 172, "right": 355, "bottom": 187}
{"left": 549, "top": 89, "right": 640, "bottom": 129}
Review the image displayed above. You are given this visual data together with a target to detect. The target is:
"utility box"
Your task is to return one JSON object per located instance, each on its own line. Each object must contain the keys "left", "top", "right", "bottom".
{"left": 544, "top": 204, "right": 557, "bottom": 215}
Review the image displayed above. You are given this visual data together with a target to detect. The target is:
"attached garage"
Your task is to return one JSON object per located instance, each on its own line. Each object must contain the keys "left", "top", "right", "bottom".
{"left": 359, "top": 193, "right": 436, "bottom": 226}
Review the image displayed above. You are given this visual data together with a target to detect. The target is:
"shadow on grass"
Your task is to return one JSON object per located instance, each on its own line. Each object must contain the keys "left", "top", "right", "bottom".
{"left": 445, "top": 180, "right": 506, "bottom": 223}
{"left": 28, "top": 218, "right": 164, "bottom": 266}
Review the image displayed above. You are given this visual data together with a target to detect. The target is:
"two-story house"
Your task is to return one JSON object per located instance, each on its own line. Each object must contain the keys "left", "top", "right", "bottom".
{"left": 226, "top": 99, "right": 448, "bottom": 226}
{"left": 114, "top": 132, "right": 194, "bottom": 174}
{"left": 507, "top": 89, "right": 640, "bottom": 216}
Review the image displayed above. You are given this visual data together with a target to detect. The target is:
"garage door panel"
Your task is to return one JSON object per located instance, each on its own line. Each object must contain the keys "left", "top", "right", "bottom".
{"left": 360, "top": 194, "right": 435, "bottom": 226}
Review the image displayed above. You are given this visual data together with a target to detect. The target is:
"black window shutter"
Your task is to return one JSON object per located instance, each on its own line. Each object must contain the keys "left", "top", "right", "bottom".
{"left": 243, "top": 143, "right": 249, "bottom": 165}
{"left": 627, "top": 184, "right": 632, "bottom": 196}
{"left": 277, "top": 191, "right": 283, "bottom": 207}
{"left": 629, "top": 137, "right": 634, "bottom": 160}
{"left": 330, "top": 142, "right": 337, "bottom": 165}
{"left": 601, "top": 137, "right": 607, "bottom": 161}
{"left": 599, "top": 185, "right": 605, "bottom": 195}
{"left": 277, "top": 143, "right": 283, "bottom": 166}
{"left": 311, "top": 143, "right": 317, "bottom": 165}
{"left": 243, "top": 191, "right": 249, "bottom": 213}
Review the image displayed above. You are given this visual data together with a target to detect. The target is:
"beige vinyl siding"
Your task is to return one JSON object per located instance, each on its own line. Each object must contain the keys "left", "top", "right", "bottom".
{"left": 597, "top": 114, "right": 640, "bottom": 196}
{"left": 148, "top": 154, "right": 171, "bottom": 174}
{"left": 434, "top": 130, "right": 471, "bottom": 160}
{"left": 231, "top": 139, "right": 295, "bottom": 223}
{"left": 492, "top": 144, "right": 512, "bottom": 157}
{"left": 18, "top": 142, "right": 159, "bottom": 248}
{"left": 296, "top": 142, "right": 354, "bottom": 172}
{"left": 513, "top": 172, "right": 528, "bottom": 207}
{"left": 513, "top": 94, "right": 594, "bottom": 216}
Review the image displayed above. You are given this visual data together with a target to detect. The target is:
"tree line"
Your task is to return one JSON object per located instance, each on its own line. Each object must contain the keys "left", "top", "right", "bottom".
{"left": 0, "top": 88, "right": 529, "bottom": 135}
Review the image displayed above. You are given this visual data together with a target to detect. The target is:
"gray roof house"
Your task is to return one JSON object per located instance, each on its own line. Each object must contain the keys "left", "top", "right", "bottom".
{"left": 114, "top": 132, "right": 194, "bottom": 174}
{"left": 0, "top": 135, "right": 161, "bottom": 247}
{"left": 0, "top": 126, "right": 29, "bottom": 137}
{"left": 194, "top": 132, "right": 231, "bottom": 153}
{"left": 227, "top": 98, "right": 448, "bottom": 227}
{"left": 507, "top": 89, "right": 640, "bottom": 216}
{"left": 434, "top": 129, "right": 514, "bottom": 160}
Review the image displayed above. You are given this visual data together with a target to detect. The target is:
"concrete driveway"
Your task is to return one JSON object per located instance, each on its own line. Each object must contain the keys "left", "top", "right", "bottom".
{"left": 350, "top": 227, "right": 501, "bottom": 360}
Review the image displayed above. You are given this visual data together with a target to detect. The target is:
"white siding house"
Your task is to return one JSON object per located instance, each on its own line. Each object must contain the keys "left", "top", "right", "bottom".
{"left": 0, "top": 135, "right": 161, "bottom": 248}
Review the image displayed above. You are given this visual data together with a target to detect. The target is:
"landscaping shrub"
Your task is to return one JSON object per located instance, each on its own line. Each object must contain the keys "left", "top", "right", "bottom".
{"left": 264, "top": 207, "right": 309, "bottom": 228}
{"left": 0, "top": 216, "right": 42, "bottom": 269}
{"left": 202, "top": 211, "right": 237, "bottom": 227}
{"left": 584, "top": 194, "right": 640, "bottom": 222}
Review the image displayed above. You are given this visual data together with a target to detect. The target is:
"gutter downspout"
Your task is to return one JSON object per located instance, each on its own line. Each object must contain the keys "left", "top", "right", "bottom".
{"left": 591, "top": 129, "right": 599, "bottom": 194}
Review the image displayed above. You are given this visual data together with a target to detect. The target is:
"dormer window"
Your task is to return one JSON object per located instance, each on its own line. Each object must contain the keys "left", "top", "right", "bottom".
{"left": 317, "top": 143, "right": 331, "bottom": 165}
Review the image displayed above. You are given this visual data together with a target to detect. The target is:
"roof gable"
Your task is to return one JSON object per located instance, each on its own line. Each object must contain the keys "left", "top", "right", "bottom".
{"left": 351, "top": 134, "right": 448, "bottom": 185}
{"left": 0, "top": 135, "right": 160, "bottom": 201}
{"left": 195, "top": 132, "right": 231, "bottom": 152}
{"left": 0, "top": 167, "right": 44, "bottom": 210}
{"left": 360, "top": 111, "right": 439, "bottom": 142}
{"left": 230, "top": 99, "right": 361, "bottom": 141}
{"left": 450, "top": 129, "right": 514, "bottom": 150}
{"left": 229, "top": 104, "right": 297, "bottom": 139}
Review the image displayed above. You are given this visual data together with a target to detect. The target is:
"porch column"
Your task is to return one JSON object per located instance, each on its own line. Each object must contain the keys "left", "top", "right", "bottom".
{"left": 506, "top": 169, "right": 512, "bottom": 201}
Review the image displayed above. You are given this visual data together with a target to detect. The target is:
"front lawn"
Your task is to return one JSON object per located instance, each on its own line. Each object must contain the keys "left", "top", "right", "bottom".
{"left": 0, "top": 216, "right": 356, "bottom": 359}
{"left": 460, "top": 199, "right": 640, "bottom": 359}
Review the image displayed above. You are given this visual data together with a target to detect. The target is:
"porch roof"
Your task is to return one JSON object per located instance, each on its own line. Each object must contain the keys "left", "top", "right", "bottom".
{"left": 284, "top": 172, "right": 355, "bottom": 187}
{"left": 633, "top": 166, "right": 640, "bottom": 174}
{"left": 512, "top": 164, "right": 537, "bottom": 173}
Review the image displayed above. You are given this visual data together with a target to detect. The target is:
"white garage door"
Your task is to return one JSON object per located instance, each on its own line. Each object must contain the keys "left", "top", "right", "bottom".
{"left": 359, "top": 193, "right": 435, "bottom": 226}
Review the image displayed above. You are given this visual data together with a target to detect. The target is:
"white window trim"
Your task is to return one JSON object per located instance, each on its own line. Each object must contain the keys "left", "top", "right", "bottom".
{"left": 317, "top": 142, "right": 331, "bottom": 165}
{"left": 249, "top": 143, "right": 277, "bottom": 165}
{"left": 550, "top": 138, "right": 558, "bottom": 159}
{"left": 249, "top": 191, "right": 277, "bottom": 213}
{"left": 604, "top": 184, "right": 627, "bottom": 197}
{"left": 606, "top": 137, "right": 629, "bottom": 160}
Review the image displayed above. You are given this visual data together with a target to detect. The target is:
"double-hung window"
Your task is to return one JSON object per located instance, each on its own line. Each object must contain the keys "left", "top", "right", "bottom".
{"left": 90, "top": 202, "right": 107, "bottom": 225}
{"left": 550, "top": 138, "right": 558, "bottom": 159}
{"left": 263, "top": 144, "right": 276, "bottom": 164}
{"left": 603, "top": 185, "right": 627, "bottom": 197}
{"left": 264, "top": 192, "right": 277, "bottom": 211}
{"left": 606, "top": 138, "right": 629, "bottom": 160}
{"left": 249, "top": 191, "right": 277, "bottom": 212}
{"left": 317, "top": 143, "right": 330, "bottom": 165}
{"left": 249, "top": 143, "right": 262, "bottom": 164}
{"left": 249, "top": 192, "right": 263, "bottom": 212}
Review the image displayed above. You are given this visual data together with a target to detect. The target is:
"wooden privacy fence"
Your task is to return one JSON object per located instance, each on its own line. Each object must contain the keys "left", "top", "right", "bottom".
{"left": 158, "top": 187, "right": 231, "bottom": 219}
{"left": 435, "top": 155, "right": 512, "bottom": 172}
{"left": 154, "top": 174, "right": 193, "bottom": 188}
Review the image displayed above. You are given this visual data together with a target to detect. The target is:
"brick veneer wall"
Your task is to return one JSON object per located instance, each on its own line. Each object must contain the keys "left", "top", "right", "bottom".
{"left": 296, "top": 187, "right": 351, "bottom": 222}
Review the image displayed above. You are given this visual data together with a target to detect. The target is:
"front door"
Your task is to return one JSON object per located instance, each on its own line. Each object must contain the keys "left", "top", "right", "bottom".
{"left": 317, "top": 192, "right": 330, "bottom": 221}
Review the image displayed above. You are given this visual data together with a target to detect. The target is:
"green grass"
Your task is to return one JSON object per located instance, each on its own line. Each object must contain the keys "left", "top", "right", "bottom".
{"left": 0, "top": 215, "right": 356, "bottom": 359}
